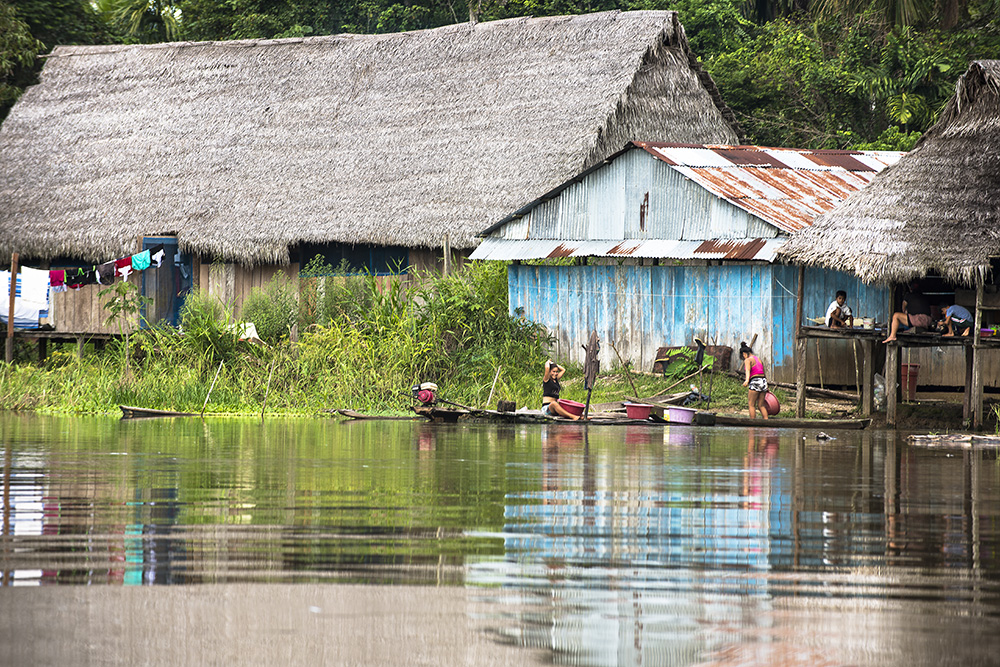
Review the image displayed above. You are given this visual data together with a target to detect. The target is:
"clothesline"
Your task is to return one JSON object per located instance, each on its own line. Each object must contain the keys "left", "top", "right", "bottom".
{"left": 50, "top": 244, "right": 167, "bottom": 292}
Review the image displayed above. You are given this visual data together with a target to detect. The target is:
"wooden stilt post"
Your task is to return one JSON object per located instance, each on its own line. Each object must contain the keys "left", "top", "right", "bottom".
{"left": 795, "top": 337, "right": 807, "bottom": 418}
{"left": 964, "top": 343, "right": 974, "bottom": 424}
{"left": 861, "top": 339, "right": 874, "bottom": 418}
{"left": 442, "top": 234, "right": 451, "bottom": 276}
{"left": 5, "top": 253, "right": 18, "bottom": 363}
{"left": 971, "top": 278, "right": 985, "bottom": 429}
{"left": 795, "top": 266, "right": 805, "bottom": 418}
{"left": 886, "top": 343, "right": 898, "bottom": 427}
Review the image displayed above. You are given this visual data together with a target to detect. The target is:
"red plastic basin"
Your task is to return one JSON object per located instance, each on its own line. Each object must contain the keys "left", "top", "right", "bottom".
{"left": 624, "top": 403, "right": 653, "bottom": 420}
{"left": 764, "top": 392, "right": 780, "bottom": 416}
{"left": 557, "top": 399, "right": 586, "bottom": 417}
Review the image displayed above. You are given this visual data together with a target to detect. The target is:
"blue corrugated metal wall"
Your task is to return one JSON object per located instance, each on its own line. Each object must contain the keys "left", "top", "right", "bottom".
{"left": 509, "top": 263, "right": 889, "bottom": 384}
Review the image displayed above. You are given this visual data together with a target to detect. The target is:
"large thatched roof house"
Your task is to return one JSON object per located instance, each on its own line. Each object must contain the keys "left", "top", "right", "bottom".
{"left": 779, "top": 60, "right": 1000, "bottom": 286}
{"left": 0, "top": 11, "right": 739, "bottom": 269}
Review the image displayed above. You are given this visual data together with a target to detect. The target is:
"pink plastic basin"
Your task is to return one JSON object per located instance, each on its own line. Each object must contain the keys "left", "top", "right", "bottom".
{"left": 624, "top": 403, "right": 653, "bottom": 420}
{"left": 667, "top": 406, "right": 696, "bottom": 424}
{"left": 558, "top": 399, "right": 586, "bottom": 417}
{"left": 764, "top": 392, "right": 780, "bottom": 416}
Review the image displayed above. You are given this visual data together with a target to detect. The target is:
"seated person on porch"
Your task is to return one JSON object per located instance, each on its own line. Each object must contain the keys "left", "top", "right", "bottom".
{"left": 883, "top": 287, "right": 933, "bottom": 343}
{"left": 825, "top": 290, "right": 853, "bottom": 328}
{"left": 939, "top": 304, "right": 973, "bottom": 337}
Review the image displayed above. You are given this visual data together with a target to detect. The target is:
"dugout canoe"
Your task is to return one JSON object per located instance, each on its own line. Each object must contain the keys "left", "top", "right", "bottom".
{"left": 120, "top": 405, "right": 197, "bottom": 419}
{"left": 709, "top": 414, "right": 871, "bottom": 429}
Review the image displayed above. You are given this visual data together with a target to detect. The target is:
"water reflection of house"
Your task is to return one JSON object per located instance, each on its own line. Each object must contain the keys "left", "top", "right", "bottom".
{"left": 473, "top": 142, "right": 902, "bottom": 383}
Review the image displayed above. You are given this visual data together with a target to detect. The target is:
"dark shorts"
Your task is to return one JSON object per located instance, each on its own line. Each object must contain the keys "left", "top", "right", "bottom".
{"left": 953, "top": 319, "right": 971, "bottom": 332}
{"left": 908, "top": 313, "right": 933, "bottom": 328}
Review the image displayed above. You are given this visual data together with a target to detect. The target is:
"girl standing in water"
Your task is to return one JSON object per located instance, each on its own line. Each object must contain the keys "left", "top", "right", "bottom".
{"left": 740, "top": 342, "right": 769, "bottom": 420}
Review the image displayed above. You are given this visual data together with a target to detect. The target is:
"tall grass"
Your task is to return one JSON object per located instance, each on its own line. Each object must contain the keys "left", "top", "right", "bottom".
{"left": 0, "top": 261, "right": 554, "bottom": 414}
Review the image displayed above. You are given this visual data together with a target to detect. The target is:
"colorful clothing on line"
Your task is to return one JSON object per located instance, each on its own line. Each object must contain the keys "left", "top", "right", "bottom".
{"left": 97, "top": 262, "right": 116, "bottom": 285}
{"left": 149, "top": 244, "right": 166, "bottom": 268}
{"left": 115, "top": 257, "right": 133, "bottom": 279}
{"left": 131, "top": 250, "right": 151, "bottom": 272}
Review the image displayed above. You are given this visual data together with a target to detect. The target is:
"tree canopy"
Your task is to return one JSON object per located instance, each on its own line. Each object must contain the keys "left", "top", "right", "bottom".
{"left": 1, "top": 0, "right": 999, "bottom": 145}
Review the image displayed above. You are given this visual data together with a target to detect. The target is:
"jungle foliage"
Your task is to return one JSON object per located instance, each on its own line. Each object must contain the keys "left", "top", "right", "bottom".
{"left": 2, "top": 0, "right": 999, "bottom": 143}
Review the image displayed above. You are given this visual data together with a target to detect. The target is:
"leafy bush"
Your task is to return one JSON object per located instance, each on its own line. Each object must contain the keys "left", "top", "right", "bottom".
{"left": 179, "top": 288, "right": 237, "bottom": 369}
{"left": 240, "top": 275, "right": 297, "bottom": 343}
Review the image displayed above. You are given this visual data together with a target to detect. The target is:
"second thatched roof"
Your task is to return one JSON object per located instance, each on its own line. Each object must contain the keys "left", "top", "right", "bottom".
{"left": 0, "top": 10, "right": 740, "bottom": 266}
{"left": 778, "top": 60, "right": 1000, "bottom": 286}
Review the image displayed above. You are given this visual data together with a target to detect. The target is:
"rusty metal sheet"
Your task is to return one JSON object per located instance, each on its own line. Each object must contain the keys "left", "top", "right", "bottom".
{"left": 470, "top": 237, "right": 787, "bottom": 262}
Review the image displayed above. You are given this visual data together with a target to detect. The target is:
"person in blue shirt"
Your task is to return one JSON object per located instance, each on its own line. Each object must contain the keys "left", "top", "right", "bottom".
{"left": 940, "top": 304, "right": 973, "bottom": 337}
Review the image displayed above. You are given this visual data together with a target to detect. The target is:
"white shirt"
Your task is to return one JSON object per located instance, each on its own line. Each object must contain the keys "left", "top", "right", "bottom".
{"left": 826, "top": 300, "right": 851, "bottom": 326}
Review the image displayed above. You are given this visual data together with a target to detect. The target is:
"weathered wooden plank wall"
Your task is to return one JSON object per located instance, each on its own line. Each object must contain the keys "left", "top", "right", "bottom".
{"left": 50, "top": 273, "right": 142, "bottom": 334}
{"left": 509, "top": 263, "right": 893, "bottom": 386}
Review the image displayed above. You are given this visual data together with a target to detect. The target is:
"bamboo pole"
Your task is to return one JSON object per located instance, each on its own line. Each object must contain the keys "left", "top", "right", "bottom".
{"left": 202, "top": 360, "right": 224, "bottom": 417}
{"left": 261, "top": 357, "right": 277, "bottom": 422}
{"left": 816, "top": 339, "right": 824, "bottom": 390}
{"left": 609, "top": 340, "right": 639, "bottom": 399}
{"left": 6, "top": 253, "right": 18, "bottom": 364}
{"left": 486, "top": 365, "right": 501, "bottom": 409}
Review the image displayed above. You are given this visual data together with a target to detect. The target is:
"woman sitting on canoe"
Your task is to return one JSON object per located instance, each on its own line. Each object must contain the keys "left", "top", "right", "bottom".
{"left": 542, "top": 360, "right": 580, "bottom": 420}
{"left": 740, "top": 342, "right": 769, "bottom": 420}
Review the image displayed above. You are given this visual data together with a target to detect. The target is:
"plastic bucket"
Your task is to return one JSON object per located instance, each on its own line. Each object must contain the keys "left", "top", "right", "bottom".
{"left": 557, "top": 399, "right": 586, "bottom": 417}
{"left": 667, "top": 406, "right": 697, "bottom": 424}
{"left": 624, "top": 403, "right": 653, "bottom": 420}
{"left": 901, "top": 364, "right": 919, "bottom": 401}
{"left": 764, "top": 392, "right": 780, "bottom": 416}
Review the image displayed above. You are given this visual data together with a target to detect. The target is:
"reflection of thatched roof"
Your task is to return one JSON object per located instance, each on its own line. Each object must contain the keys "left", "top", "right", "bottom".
{"left": 778, "top": 60, "right": 1000, "bottom": 286}
{"left": 0, "top": 11, "right": 740, "bottom": 266}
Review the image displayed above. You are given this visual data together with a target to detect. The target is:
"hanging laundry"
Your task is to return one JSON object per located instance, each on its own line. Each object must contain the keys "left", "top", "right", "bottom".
{"left": 18, "top": 266, "right": 50, "bottom": 309}
{"left": 65, "top": 267, "right": 96, "bottom": 289}
{"left": 149, "top": 244, "right": 166, "bottom": 268}
{"left": 115, "top": 257, "right": 133, "bottom": 279}
{"left": 0, "top": 271, "right": 49, "bottom": 328}
{"left": 131, "top": 249, "right": 151, "bottom": 272}
{"left": 49, "top": 270, "right": 65, "bottom": 290}
{"left": 97, "top": 261, "right": 116, "bottom": 285}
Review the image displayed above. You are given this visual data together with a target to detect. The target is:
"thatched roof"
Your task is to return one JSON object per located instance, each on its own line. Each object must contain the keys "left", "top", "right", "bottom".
{"left": 778, "top": 60, "right": 1000, "bottom": 286}
{"left": 0, "top": 11, "right": 740, "bottom": 266}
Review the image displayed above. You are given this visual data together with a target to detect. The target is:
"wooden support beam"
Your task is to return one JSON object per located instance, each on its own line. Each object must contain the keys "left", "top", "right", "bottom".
{"left": 886, "top": 343, "right": 898, "bottom": 427}
{"left": 6, "top": 252, "right": 18, "bottom": 363}
{"left": 795, "top": 336, "right": 807, "bottom": 417}
{"left": 37, "top": 338, "right": 47, "bottom": 364}
{"left": 964, "top": 344, "right": 974, "bottom": 424}
{"left": 76, "top": 336, "right": 84, "bottom": 360}
{"left": 862, "top": 339, "right": 874, "bottom": 417}
{"left": 971, "top": 279, "right": 985, "bottom": 429}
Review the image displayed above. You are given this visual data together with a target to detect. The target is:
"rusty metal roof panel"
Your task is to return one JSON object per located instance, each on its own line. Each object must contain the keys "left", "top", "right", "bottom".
{"left": 470, "top": 237, "right": 786, "bottom": 262}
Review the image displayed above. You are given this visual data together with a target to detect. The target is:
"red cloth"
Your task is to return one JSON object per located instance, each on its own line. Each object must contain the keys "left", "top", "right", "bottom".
{"left": 115, "top": 257, "right": 133, "bottom": 279}
{"left": 49, "top": 270, "right": 65, "bottom": 288}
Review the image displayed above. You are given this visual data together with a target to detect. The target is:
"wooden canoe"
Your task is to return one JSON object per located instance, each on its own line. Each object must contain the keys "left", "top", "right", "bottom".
{"left": 120, "top": 405, "right": 197, "bottom": 419}
{"left": 710, "top": 414, "right": 871, "bottom": 429}
{"left": 336, "top": 409, "right": 420, "bottom": 420}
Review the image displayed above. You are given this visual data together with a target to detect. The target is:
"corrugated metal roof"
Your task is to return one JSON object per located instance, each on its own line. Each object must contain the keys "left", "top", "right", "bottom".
{"left": 469, "top": 237, "right": 786, "bottom": 262}
{"left": 633, "top": 142, "right": 903, "bottom": 234}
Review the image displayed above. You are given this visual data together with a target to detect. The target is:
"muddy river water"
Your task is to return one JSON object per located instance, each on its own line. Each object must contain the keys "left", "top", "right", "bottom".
{"left": 0, "top": 414, "right": 997, "bottom": 666}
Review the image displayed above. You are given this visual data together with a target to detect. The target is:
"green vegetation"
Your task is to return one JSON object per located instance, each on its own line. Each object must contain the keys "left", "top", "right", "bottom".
{"left": 0, "top": 260, "right": 792, "bottom": 416}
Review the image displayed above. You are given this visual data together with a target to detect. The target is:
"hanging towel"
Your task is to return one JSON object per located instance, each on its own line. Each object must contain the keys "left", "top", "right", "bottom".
{"left": 18, "top": 266, "right": 50, "bottom": 309}
{"left": 97, "top": 261, "right": 116, "bottom": 285}
{"left": 115, "top": 257, "right": 133, "bottom": 279}
{"left": 149, "top": 244, "right": 166, "bottom": 268}
{"left": 49, "top": 270, "right": 65, "bottom": 289}
{"left": 0, "top": 271, "right": 48, "bottom": 327}
{"left": 131, "top": 250, "right": 151, "bottom": 272}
